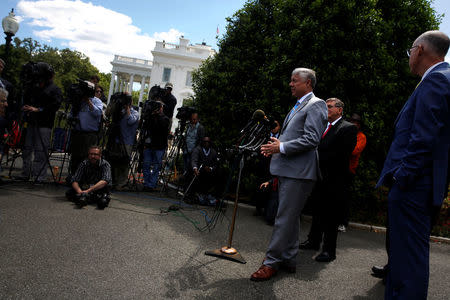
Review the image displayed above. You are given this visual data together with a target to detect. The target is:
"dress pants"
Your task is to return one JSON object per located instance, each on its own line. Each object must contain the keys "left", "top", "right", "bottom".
{"left": 385, "top": 180, "right": 433, "bottom": 300}
{"left": 22, "top": 126, "right": 51, "bottom": 181}
{"left": 264, "top": 176, "right": 315, "bottom": 269}
{"left": 307, "top": 179, "right": 343, "bottom": 256}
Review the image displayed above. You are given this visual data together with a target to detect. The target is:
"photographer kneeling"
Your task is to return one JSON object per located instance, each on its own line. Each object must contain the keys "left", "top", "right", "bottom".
{"left": 185, "top": 137, "right": 218, "bottom": 205}
{"left": 66, "top": 146, "right": 112, "bottom": 209}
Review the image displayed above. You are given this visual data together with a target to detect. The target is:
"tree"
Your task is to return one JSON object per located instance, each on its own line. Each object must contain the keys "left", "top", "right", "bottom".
{"left": 0, "top": 37, "right": 109, "bottom": 98}
{"left": 192, "top": 0, "right": 441, "bottom": 218}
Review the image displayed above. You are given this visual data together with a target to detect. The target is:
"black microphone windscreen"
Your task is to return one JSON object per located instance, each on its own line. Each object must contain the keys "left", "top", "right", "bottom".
{"left": 252, "top": 109, "right": 266, "bottom": 121}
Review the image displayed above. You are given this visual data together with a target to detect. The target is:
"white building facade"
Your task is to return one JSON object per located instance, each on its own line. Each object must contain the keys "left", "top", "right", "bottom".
{"left": 108, "top": 36, "right": 215, "bottom": 130}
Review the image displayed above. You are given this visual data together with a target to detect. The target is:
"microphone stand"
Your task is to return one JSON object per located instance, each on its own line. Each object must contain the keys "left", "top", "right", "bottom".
{"left": 205, "top": 115, "right": 271, "bottom": 264}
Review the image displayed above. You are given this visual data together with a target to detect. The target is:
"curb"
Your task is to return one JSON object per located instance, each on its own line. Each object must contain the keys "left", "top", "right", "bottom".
{"left": 299, "top": 214, "right": 450, "bottom": 244}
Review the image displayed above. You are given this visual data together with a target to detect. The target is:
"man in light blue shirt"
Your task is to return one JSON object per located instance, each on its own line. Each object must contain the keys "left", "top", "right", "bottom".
{"left": 69, "top": 85, "right": 104, "bottom": 175}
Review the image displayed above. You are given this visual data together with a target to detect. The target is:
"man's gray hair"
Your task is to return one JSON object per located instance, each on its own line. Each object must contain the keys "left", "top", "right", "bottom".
{"left": 326, "top": 97, "right": 344, "bottom": 109}
{"left": 416, "top": 30, "right": 450, "bottom": 58}
{"left": 0, "top": 88, "right": 9, "bottom": 99}
{"left": 292, "top": 68, "right": 316, "bottom": 88}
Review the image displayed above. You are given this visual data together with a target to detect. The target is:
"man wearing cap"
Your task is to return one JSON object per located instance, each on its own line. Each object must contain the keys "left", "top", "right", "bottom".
{"left": 162, "top": 82, "right": 177, "bottom": 122}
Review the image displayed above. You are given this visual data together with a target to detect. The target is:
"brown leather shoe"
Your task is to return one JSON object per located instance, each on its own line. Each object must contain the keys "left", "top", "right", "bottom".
{"left": 262, "top": 257, "right": 296, "bottom": 273}
{"left": 250, "top": 265, "right": 277, "bottom": 281}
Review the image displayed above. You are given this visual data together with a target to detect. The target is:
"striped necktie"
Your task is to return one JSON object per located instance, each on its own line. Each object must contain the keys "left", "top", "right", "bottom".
{"left": 287, "top": 101, "right": 300, "bottom": 119}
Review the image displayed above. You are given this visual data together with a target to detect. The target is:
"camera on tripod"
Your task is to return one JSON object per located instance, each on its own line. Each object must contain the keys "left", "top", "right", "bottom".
{"left": 20, "top": 61, "right": 54, "bottom": 90}
{"left": 66, "top": 79, "right": 96, "bottom": 126}
{"left": 107, "top": 92, "right": 132, "bottom": 123}
{"left": 175, "top": 106, "right": 196, "bottom": 122}
{"left": 148, "top": 85, "right": 166, "bottom": 101}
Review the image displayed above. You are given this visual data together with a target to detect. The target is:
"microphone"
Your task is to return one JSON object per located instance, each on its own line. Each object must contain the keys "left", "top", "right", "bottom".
{"left": 240, "top": 109, "right": 267, "bottom": 133}
{"left": 252, "top": 109, "right": 266, "bottom": 121}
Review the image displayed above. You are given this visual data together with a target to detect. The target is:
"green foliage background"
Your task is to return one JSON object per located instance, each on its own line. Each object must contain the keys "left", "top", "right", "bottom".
{"left": 192, "top": 0, "right": 443, "bottom": 223}
{"left": 0, "top": 37, "right": 110, "bottom": 98}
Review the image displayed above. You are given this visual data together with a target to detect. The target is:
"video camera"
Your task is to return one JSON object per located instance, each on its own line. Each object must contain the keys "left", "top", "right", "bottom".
{"left": 107, "top": 92, "right": 132, "bottom": 123}
{"left": 65, "top": 79, "right": 96, "bottom": 126}
{"left": 148, "top": 85, "right": 166, "bottom": 101}
{"left": 20, "top": 61, "right": 54, "bottom": 90}
{"left": 175, "top": 106, "right": 196, "bottom": 122}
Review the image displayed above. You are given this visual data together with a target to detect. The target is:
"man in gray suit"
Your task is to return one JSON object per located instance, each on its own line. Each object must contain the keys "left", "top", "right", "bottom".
{"left": 251, "top": 67, "right": 328, "bottom": 281}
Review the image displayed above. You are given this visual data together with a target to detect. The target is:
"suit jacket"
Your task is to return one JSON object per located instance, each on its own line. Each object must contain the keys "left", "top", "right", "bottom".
{"left": 377, "top": 62, "right": 450, "bottom": 207}
{"left": 319, "top": 118, "right": 357, "bottom": 181}
{"left": 270, "top": 93, "right": 328, "bottom": 180}
{"left": 191, "top": 146, "right": 218, "bottom": 170}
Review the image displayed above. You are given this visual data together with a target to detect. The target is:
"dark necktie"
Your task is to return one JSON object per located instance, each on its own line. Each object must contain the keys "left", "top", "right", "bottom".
{"left": 321, "top": 123, "right": 332, "bottom": 139}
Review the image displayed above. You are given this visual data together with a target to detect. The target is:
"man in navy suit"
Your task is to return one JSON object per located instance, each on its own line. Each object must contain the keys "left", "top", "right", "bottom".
{"left": 377, "top": 30, "right": 450, "bottom": 299}
{"left": 250, "top": 67, "right": 327, "bottom": 281}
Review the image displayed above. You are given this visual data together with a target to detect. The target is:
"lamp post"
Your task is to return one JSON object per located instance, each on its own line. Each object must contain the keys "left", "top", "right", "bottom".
{"left": 2, "top": 8, "right": 19, "bottom": 59}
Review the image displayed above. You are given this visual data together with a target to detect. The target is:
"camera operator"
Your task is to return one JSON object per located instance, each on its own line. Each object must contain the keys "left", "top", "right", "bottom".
{"left": 19, "top": 62, "right": 62, "bottom": 182}
{"left": 186, "top": 136, "right": 218, "bottom": 205}
{"left": 105, "top": 92, "right": 139, "bottom": 190}
{"left": 183, "top": 112, "right": 205, "bottom": 174}
{"left": 161, "top": 83, "right": 177, "bottom": 124}
{"left": 69, "top": 81, "right": 103, "bottom": 175}
{"left": 66, "top": 145, "right": 112, "bottom": 209}
{"left": 142, "top": 100, "right": 170, "bottom": 192}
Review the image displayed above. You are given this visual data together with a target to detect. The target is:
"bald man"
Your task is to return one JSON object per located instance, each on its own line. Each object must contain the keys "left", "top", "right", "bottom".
{"left": 377, "top": 30, "right": 450, "bottom": 299}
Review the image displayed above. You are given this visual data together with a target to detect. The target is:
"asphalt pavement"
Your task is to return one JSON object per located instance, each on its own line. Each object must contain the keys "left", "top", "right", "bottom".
{"left": 0, "top": 182, "right": 449, "bottom": 299}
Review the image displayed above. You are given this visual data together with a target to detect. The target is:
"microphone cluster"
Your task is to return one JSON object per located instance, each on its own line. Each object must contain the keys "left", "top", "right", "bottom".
{"left": 238, "top": 109, "right": 272, "bottom": 152}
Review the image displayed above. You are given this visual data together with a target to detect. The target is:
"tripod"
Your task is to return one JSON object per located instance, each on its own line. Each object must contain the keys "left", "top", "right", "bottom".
{"left": 159, "top": 120, "right": 188, "bottom": 193}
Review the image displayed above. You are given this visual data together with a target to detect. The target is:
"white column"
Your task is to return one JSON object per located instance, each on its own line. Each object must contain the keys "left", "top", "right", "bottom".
{"left": 107, "top": 72, "right": 116, "bottom": 104}
{"left": 128, "top": 74, "right": 135, "bottom": 93}
{"left": 138, "top": 76, "right": 146, "bottom": 117}
{"left": 114, "top": 76, "right": 120, "bottom": 92}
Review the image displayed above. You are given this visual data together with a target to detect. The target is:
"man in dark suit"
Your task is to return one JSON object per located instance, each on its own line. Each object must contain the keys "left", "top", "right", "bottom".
{"left": 376, "top": 30, "right": 450, "bottom": 299}
{"left": 299, "top": 98, "right": 357, "bottom": 262}
{"left": 250, "top": 67, "right": 327, "bottom": 281}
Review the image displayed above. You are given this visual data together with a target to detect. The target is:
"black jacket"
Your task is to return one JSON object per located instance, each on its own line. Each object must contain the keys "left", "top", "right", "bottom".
{"left": 24, "top": 83, "right": 62, "bottom": 128}
{"left": 318, "top": 118, "right": 357, "bottom": 181}
{"left": 191, "top": 146, "right": 218, "bottom": 170}
{"left": 144, "top": 112, "right": 170, "bottom": 150}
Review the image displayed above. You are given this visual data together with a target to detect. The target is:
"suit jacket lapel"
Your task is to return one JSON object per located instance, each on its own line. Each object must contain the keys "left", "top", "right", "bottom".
{"left": 282, "top": 93, "right": 313, "bottom": 132}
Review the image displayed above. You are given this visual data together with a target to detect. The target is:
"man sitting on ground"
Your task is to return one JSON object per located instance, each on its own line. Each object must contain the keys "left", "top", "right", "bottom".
{"left": 187, "top": 136, "right": 218, "bottom": 205}
{"left": 66, "top": 146, "right": 112, "bottom": 209}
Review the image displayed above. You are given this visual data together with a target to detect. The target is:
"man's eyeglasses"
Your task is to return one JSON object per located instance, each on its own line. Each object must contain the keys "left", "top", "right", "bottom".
{"left": 406, "top": 45, "right": 419, "bottom": 57}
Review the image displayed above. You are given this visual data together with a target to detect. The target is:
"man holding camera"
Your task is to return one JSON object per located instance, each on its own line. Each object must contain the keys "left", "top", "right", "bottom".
{"left": 66, "top": 145, "right": 112, "bottom": 209}
{"left": 105, "top": 92, "right": 139, "bottom": 190}
{"left": 142, "top": 101, "right": 170, "bottom": 191}
{"left": 69, "top": 81, "right": 103, "bottom": 175}
{"left": 162, "top": 82, "right": 177, "bottom": 122}
{"left": 19, "top": 62, "right": 62, "bottom": 182}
